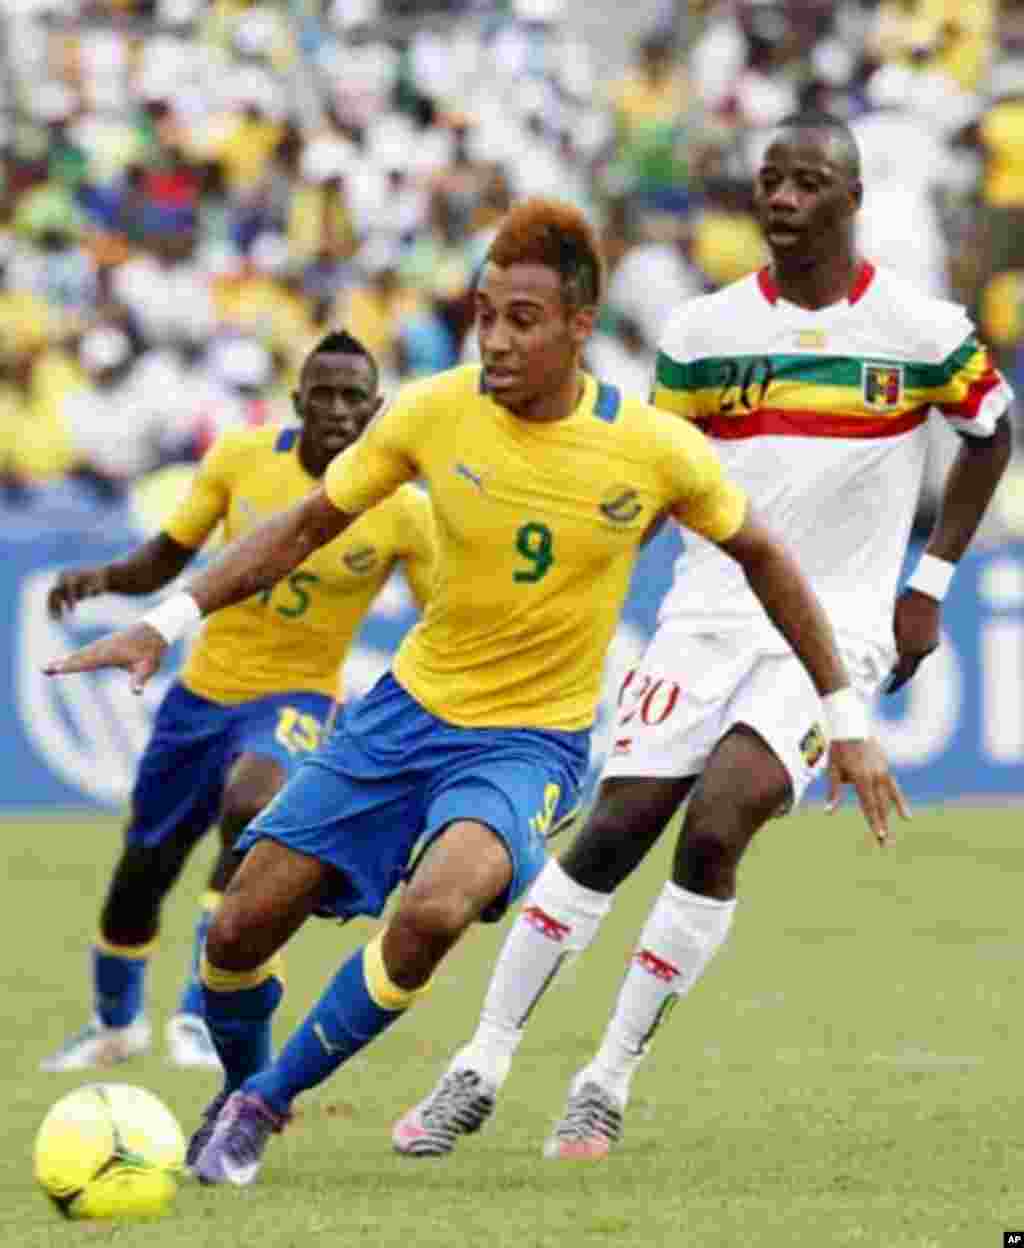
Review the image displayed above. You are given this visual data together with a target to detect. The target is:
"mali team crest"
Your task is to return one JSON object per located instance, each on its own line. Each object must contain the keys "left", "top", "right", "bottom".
{"left": 863, "top": 363, "right": 904, "bottom": 411}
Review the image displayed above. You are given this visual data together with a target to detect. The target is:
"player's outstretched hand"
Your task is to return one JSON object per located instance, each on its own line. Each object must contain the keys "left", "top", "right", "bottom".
{"left": 884, "top": 588, "right": 940, "bottom": 694}
{"left": 826, "top": 738, "right": 911, "bottom": 847}
{"left": 47, "top": 567, "right": 108, "bottom": 618}
{"left": 43, "top": 622, "right": 169, "bottom": 695}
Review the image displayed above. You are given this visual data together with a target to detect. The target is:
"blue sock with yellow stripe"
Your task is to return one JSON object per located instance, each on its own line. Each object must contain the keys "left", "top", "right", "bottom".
{"left": 200, "top": 955, "right": 284, "bottom": 1093}
{"left": 244, "top": 935, "right": 429, "bottom": 1116}
{"left": 177, "top": 891, "right": 221, "bottom": 1017}
{"left": 93, "top": 936, "right": 156, "bottom": 1027}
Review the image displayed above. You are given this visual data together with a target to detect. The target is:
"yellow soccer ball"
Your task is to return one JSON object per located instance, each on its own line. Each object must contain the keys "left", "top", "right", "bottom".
{"left": 34, "top": 1084, "right": 186, "bottom": 1220}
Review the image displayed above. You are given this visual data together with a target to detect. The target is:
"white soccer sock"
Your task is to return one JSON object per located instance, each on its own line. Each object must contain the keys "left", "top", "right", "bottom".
{"left": 579, "top": 881, "right": 736, "bottom": 1105}
{"left": 450, "top": 861, "right": 613, "bottom": 1087}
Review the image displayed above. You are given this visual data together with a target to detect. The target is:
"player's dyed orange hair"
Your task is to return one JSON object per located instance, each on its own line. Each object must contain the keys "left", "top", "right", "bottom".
{"left": 486, "top": 197, "right": 605, "bottom": 310}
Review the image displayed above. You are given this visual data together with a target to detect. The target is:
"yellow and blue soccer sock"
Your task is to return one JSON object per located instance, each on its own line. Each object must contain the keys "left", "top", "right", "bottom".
{"left": 245, "top": 934, "right": 429, "bottom": 1116}
{"left": 93, "top": 935, "right": 156, "bottom": 1027}
{"left": 176, "top": 890, "right": 221, "bottom": 1017}
{"left": 200, "top": 955, "right": 284, "bottom": 1093}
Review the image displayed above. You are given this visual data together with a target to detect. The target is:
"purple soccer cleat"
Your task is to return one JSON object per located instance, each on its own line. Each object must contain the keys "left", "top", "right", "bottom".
{"left": 186, "top": 1089, "right": 231, "bottom": 1172}
{"left": 192, "top": 1091, "right": 288, "bottom": 1186}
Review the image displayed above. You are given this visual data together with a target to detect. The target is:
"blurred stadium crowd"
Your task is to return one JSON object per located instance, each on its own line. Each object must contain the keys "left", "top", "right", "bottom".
{"left": 0, "top": 0, "right": 1022, "bottom": 536}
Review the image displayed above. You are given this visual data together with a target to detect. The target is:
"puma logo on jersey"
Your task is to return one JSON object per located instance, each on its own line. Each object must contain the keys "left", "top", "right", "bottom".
{"left": 313, "top": 1023, "right": 343, "bottom": 1055}
{"left": 455, "top": 462, "right": 485, "bottom": 492}
{"left": 343, "top": 544, "right": 378, "bottom": 574}
{"left": 599, "top": 486, "right": 642, "bottom": 525}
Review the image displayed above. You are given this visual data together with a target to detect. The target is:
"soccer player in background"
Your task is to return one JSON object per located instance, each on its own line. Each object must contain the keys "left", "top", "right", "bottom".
{"left": 41, "top": 331, "right": 436, "bottom": 1073}
{"left": 395, "top": 116, "right": 1013, "bottom": 1162}
{"left": 45, "top": 197, "right": 904, "bottom": 1187}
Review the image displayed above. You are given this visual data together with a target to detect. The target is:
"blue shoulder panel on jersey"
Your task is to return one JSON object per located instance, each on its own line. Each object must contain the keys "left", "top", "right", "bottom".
{"left": 593, "top": 382, "right": 621, "bottom": 423}
{"left": 275, "top": 428, "right": 299, "bottom": 452}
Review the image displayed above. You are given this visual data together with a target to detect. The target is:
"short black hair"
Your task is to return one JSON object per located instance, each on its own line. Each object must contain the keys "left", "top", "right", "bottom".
{"left": 774, "top": 111, "right": 861, "bottom": 182}
{"left": 301, "top": 330, "right": 378, "bottom": 389}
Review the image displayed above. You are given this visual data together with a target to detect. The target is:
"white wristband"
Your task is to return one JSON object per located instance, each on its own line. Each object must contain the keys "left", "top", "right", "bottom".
{"left": 822, "top": 687, "right": 869, "bottom": 741}
{"left": 141, "top": 592, "right": 202, "bottom": 646}
{"left": 906, "top": 554, "right": 955, "bottom": 602}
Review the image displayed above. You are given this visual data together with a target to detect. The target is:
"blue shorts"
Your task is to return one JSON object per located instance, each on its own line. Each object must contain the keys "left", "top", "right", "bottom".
{"left": 237, "top": 672, "right": 589, "bottom": 923}
{"left": 129, "top": 683, "right": 333, "bottom": 849}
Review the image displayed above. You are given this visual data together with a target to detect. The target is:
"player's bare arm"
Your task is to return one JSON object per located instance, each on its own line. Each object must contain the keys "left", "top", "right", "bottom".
{"left": 717, "top": 506, "right": 909, "bottom": 845}
{"left": 43, "top": 488, "right": 356, "bottom": 690}
{"left": 183, "top": 486, "right": 354, "bottom": 615}
{"left": 48, "top": 533, "right": 195, "bottom": 618}
{"left": 888, "top": 415, "right": 1013, "bottom": 693}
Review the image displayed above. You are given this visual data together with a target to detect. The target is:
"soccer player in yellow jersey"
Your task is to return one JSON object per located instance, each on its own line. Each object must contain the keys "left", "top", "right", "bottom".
{"left": 40, "top": 331, "right": 435, "bottom": 1075}
{"left": 45, "top": 198, "right": 903, "bottom": 1186}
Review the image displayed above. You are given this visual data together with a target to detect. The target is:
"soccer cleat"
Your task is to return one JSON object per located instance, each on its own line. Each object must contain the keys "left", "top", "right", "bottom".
{"left": 39, "top": 1016, "right": 152, "bottom": 1072}
{"left": 192, "top": 1091, "right": 287, "bottom": 1186}
{"left": 185, "top": 1089, "right": 231, "bottom": 1171}
{"left": 392, "top": 1069, "right": 497, "bottom": 1157}
{"left": 167, "top": 1013, "right": 222, "bottom": 1070}
{"left": 542, "top": 1080, "right": 624, "bottom": 1160}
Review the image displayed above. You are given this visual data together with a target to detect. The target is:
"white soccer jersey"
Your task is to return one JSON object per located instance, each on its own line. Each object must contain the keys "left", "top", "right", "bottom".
{"left": 651, "top": 261, "right": 1012, "bottom": 658}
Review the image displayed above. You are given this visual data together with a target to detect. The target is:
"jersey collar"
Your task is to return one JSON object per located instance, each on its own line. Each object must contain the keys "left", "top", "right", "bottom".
{"left": 756, "top": 259, "right": 876, "bottom": 307}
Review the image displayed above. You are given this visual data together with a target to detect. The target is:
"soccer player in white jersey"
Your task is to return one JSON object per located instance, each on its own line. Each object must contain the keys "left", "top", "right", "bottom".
{"left": 393, "top": 114, "right": 1014, "bottom": 1160}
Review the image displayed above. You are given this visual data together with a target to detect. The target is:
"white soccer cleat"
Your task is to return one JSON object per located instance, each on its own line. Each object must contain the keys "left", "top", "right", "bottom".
{"left": 543, "top": 1079, "right": 624, "bottom": 1160}
{"left": 392, "top": 1068, "right": 497, "bottom": 1157}
{"left": 40, "top": 1016, "right": 152, "bottom": 1072}
{"left": 166, "top": 1013, "right": 222, "bottom": 1070}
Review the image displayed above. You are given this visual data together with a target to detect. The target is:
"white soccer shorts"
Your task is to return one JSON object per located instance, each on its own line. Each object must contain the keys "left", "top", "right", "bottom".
{"left": 601, "top": 626, "right": 887, "bottom": 808}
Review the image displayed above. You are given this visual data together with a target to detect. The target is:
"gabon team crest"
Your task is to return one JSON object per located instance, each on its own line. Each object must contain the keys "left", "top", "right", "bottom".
{"left": 800, "top": 723, "right": 826, "bottom": 768}
{"left": 862, "top": 363, "right": 904, "bottom": 411}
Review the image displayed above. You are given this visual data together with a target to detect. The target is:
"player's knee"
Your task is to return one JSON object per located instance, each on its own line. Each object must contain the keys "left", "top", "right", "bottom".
{"left": 705, "top": 777, "right": 788, "bottom": 830}
{"left": 675, "top": 770, "right": 787, "bottom": 894}
{"left": 745, "top": 773, "right": 791, "bottom": 825}
{"left": 101, "top": 892, "right": 160, "bottom": 946}
{"left": 699, "top": 731, "right": 792, "bottom": 828}
{"left": 102, "top": 845, "right": 178, "bottom": 940}
{"left": 205, "top": 905, "right": 260, "bottom": 972}
{"left": 561, "top": 808, "right": 635, "bottom": 891}
{"left": 383, "top": 898, "right": 467, "bottom": 987}
{"left": 394, "top": 889, "right": 474, "bottom": 948}
{"left": 674, "top": 829, "right": 736, "bottom": 895}
{"left": 674, "top": 796, "right": 745, "bottom": 892}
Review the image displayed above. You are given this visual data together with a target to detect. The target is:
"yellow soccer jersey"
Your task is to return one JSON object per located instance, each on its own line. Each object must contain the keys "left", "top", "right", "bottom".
{"left": 325, "top": 365, "right": 746, "bottom": 731}
{"left": 164, "top": 426, "right": 436, "bottom": 704}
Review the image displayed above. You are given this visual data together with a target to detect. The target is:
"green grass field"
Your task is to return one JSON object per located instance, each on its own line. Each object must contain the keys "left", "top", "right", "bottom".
{"left": 3, "top": 806, "right": 1022, "bottom": 1248}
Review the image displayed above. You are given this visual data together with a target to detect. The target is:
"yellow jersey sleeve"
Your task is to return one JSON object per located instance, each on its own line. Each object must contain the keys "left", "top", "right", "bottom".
{"left": 657, "top": 415, "right": 747, "bottom": 543}
{"left": 162, "top": 431, "right": 240, "bottom": 549}
{"left": 324, "top": 384, "right": 430, "bottom": 516}
{"left": 392, "top": 485, "right": 437, "bottom": 611}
